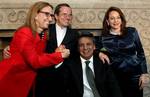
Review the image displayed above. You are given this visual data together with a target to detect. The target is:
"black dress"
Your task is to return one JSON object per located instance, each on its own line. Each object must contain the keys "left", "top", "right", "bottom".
{"left": 96, "top": 27, "right": 148, "bottom": 97}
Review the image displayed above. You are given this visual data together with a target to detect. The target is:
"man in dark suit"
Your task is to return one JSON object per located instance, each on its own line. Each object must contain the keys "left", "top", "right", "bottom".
{"left": 35, "top": 3, "right": 79, "bottom": 97}
{"left": 63, "top": 32, "right": 123, "bottom": 97}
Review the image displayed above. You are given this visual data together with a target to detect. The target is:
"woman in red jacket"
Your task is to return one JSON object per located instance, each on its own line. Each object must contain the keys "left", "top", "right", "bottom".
{"left": 0, "top": 1, "right": 70, "bottom": 97}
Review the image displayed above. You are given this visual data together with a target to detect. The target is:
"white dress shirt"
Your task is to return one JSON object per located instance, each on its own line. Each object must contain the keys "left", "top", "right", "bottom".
{"left": 80, "top": 56, "right": 95, "bottom": 97}
{"left": 55, "top": 23, "right": 67, "bottom": 68}
{"left": 56, "top": 23, "right": 67, "bottom": 46}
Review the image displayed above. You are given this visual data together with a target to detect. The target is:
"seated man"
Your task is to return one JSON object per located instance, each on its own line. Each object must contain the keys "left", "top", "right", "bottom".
{"left": 63, "top": 32, "right": 123, "bottom": 97}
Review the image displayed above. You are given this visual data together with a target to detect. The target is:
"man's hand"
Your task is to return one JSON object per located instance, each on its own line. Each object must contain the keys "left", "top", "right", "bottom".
{"left": 55, "top": 45, "right": 66, "bottom": 52}
{"left": 55, "top": 45, "right": 70, "bottom": 58}
{"left": 99, "top": 52, "right": 110, "bottom": 64}
{"left": 61, "top": 49, "right": 70, "bottom": 58}
{"left": 3, "top": 46, "right": 11, "bottom": 59}
{"left": 139, "top": 73, "right": 150, "bottom": 89}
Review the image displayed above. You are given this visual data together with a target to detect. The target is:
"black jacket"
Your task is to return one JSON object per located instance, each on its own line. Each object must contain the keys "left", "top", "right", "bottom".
{"left": 35, "top": 24, "right": 79, "bottom": 97}
{"left": 64, "top": 55, "right": 123, "bottom": 97}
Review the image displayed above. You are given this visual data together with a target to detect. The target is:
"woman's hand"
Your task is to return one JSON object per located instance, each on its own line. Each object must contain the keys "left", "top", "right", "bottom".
{"left": 139, "top": 73, "right": 150, "bottom": 89}
{"left": 3, "top": 46, "right": 11, "bottom": 59}
{"left": 99, "top": 52, "right": 110, "bottom": 64}
{"left": 55, "top": 45, "right": 70, "bottom": 58}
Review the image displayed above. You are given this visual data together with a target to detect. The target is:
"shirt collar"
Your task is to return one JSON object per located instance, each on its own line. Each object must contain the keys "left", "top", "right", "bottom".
{"left": 80, "top": 56, "right": 93, "bottom": 64}
{"left": 56, "top": 23, "right": 67, "bottom": 31}
{"left": 110, "top": 30, "right": 121, "bottom": 35}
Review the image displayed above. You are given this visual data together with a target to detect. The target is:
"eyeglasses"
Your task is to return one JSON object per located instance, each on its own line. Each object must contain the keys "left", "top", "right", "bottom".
{"left": 39, "top": 11, "right": 54, "bottom": 17}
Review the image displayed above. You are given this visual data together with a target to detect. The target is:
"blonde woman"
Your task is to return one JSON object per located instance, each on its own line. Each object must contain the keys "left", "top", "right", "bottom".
{"left": 0, "top": 1, "right": 70, "bottom": 97}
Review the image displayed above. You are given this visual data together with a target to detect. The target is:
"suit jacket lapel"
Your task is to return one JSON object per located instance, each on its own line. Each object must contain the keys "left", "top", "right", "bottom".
{"left": 70, "top": 58, "right": 84, "bottom": 95}
{"left": 93, "top": 56, "right": 102, "bottom": 84}
{"left": 50, "top": 25, "right": 71, "bottom": 47}
{"left": 49, "top": 24, "right": 58, "bottom": 49}
{"left": 61, "top": 27, "right": 71, "bottom": 45}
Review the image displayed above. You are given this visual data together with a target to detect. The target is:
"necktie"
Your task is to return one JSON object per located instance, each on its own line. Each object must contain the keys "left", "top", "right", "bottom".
{"left": 85, "top": 61, "right": 100, "bottom": 97}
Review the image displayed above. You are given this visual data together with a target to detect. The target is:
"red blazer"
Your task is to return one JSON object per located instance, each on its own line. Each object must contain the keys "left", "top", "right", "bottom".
{"left": 0, "top": 27, "right": 63, "bottom": 97}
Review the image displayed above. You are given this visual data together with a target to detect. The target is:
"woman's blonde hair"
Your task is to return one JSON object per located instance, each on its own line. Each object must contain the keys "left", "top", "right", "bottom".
{"left": 24, "top": 1, "right": 53, "bottom": 36}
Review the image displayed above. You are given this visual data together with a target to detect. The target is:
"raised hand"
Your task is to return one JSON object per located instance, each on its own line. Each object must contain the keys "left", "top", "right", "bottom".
{"left": 55, "top": 45, "right": 70, "bottom": 58}
{"left": 61, "top": 49, "right": 70, "bottom": 58}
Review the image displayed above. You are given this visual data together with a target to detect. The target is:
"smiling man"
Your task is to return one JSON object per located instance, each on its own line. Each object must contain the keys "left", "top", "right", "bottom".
{"left": 63, "top": 32, "right": 123, "bottom": 97}
{"left": 35, "top": 3, "right": 79, "bottom": 97}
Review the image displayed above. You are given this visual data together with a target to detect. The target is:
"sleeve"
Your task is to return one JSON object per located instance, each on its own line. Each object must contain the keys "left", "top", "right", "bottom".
{"left": 94, "top": 36, "right": 110, "bottom": 56}
{"left": 95, "top": 36, "right": 103, "bottom": 52}
{"left": 134, "top": 28, "right": 148, "bottom": 73}
{"left": 105, "top": 65, "right": 123, "bottom": 97}
{"left": 13, "top": 27, "right": 63, "bottom": 69}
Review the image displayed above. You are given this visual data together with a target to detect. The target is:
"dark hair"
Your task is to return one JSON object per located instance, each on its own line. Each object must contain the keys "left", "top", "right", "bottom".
{"left": 78, "top": 32, "right": 95, "bottom": 44}
{"left": 54, "top": 3, "right": 71, "bottom": 15}
{"left": 102, "top": 6, "right": 127, "bottom": 36}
